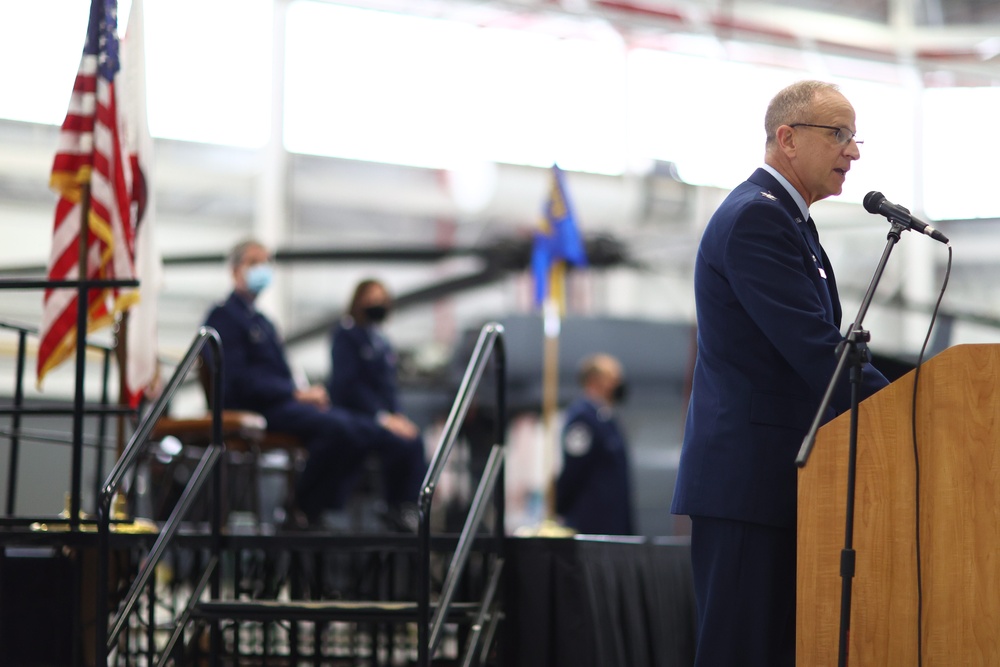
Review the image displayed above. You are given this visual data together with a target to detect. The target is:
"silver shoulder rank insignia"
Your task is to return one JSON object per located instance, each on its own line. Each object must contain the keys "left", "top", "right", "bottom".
{"left": 760, "top": 191, "right": 777, "bottom": 201}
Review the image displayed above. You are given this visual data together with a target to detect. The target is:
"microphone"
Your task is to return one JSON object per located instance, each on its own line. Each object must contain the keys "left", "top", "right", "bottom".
{"left": 863, "top": 191, "right": 950, "bottom": 244}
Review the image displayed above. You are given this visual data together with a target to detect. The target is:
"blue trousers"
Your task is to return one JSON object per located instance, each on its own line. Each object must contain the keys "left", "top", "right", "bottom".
{"left": 689, "top": 515, "right": 796, "bottom": 667}
{"left": 262, "top": 400, "right": 427, "bottom": 517}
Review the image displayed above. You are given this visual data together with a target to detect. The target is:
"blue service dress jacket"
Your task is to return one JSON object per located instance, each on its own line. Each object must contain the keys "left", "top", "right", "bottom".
{"left": 556, "top": 397, "right": 634, "bottom": 535}
{"left": 203, "top": 292, "right": 425, "bottom": 515}
{"left": 328, "top": 317, "right": 400, "bottom": 417}
{"left": 203, "top": 291, "right": 299, "bottom": 414}
{"left": 671, "top": 168, "right": 888, "bottom": 529}
{"left": 203, "top": 291, "right": 364, "bottom": 444}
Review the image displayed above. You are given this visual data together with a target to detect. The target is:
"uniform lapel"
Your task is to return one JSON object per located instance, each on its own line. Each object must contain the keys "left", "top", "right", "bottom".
{"left": 748, "top": 170, "right": 842, "bottom": 329}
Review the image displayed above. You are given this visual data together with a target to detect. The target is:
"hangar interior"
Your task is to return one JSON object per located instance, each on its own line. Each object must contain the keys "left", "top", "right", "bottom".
{"left": 0, "top": 0, "right": 998, "bottom": 535}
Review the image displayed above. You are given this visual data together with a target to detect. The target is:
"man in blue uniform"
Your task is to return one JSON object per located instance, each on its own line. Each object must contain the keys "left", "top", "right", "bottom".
{"left": 556, "top": 353, "right": 634, "bottom": 536}
{"left": 203, "top": 240, "right": 424, "bottom": 526}
{"left": 670, "top": 81, "right": 889, "bottom": 666}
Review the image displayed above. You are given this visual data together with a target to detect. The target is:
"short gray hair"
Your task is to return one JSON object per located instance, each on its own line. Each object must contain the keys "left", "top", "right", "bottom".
{"left": 764, "top": 80, "right": 841, "bottom": 147}
{"left": 228, "top": 238, "right": 266, "bottom": 270}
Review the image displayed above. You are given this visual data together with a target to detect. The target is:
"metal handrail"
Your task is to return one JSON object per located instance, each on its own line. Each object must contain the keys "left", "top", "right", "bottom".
{"left": 155, "top": 554, "right": 219, "bottom": 667}
{"left": 0, "top": 277, "right": 138, "bottom": 290}
{"left": 461, "top": 554, "right": 505, "bottom": 667}
{"left": 0, "top": 426, "right": 108, "bottom": 448}
{"left": 0, "top": 276, "right": 138, "bottom": 529}
{"left": 0, "top": 319, "right": 118, "bottom": 517}
{"left": 107, "top": 445, "right": 224, "bottom": 650}
{"left": 0, "top": 317, "right": 116, "bottom": 352}
{"left": 96, "top": 326, "right": 225, "bottom": 667}
{"left": 5, "top": 327, "right": 26, "bottom": 516}
{"left": 99, "top": 326, "right": 223, "bottom": 504}
{"left": 417, "top": 321, "right": 506, "bottom": 667}
{"left": 0, "top": 317, "right": 182, "bottom": 365}
{"left": 430, "top": 444, "right": 504, "bottom": 654}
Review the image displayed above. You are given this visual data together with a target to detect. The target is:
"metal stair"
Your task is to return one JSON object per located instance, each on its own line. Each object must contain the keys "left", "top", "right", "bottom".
{"left": 107, "top": 322, "right": 508, "bottom": 667}
{"left": 0, "top": 296, "right": 508, "bottom": 666}
{"left": 191, "top": 599, "right": 482, "bottom": 624}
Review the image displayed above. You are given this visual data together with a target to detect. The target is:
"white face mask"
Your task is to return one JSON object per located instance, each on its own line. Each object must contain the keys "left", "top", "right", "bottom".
{"left": 245, "top": 263, "right": 273, "bottom": 294}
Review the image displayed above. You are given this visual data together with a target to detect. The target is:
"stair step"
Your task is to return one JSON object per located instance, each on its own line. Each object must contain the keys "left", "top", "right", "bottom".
{"left": 193, "top": 599, "right": 480, "bottom": 623}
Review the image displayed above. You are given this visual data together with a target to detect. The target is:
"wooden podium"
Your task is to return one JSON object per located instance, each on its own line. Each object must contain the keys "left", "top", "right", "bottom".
{"left": 798, "top": 343, "right": 1000, "bottom": 665}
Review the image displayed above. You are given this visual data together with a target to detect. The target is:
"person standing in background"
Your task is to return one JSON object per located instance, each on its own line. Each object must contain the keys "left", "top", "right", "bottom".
{"left": 556, "top": 353, "right": 634, "bottom": 536}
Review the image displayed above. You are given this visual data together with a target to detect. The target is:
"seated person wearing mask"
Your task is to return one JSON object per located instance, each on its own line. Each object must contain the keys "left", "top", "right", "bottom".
{"left": 327, "top": 278, "right": 427, "bottom": 527}
{"left": 556, "top": 353, "right": 635, "bottom": 535}
{"left": 202, "top": 240, "right": 425, "bottom": 528}
{"left": 328, "top": 279, "right": 421, "bottom": 441}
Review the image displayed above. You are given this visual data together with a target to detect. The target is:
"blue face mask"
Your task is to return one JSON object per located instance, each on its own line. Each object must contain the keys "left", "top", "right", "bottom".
{"left": 245, "top": 263, "right": 273, "bottom": 295}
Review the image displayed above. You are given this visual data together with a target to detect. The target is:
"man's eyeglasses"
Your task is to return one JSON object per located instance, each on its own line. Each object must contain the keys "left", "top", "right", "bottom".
{"left": 789, "top": 123, "right": 863, "bottom": 146}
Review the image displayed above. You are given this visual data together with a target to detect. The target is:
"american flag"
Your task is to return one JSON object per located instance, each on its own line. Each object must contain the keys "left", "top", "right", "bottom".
{"left": 38, "top": 0, "right": 138, "bottom": 387}
{"left": 121, "top": 0, "right": 161, "bottom": 405}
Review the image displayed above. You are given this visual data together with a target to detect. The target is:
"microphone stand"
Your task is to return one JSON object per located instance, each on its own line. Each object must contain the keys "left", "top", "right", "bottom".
{"left": 796, "top": 219, "right": 908, "bottom": 667}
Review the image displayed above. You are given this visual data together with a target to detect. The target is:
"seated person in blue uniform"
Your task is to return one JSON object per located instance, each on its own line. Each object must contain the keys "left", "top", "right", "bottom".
{"left": 328, "top": 279, "right": 420, "bottom": 440}
{"left": 556, "top": 353, "right": 634, "bottom": 535}
{"left": 202, "top": 240, "right": 426, "bottom": 528}
{"left": 327, "top": 278, "right": 427, "bottom": 527}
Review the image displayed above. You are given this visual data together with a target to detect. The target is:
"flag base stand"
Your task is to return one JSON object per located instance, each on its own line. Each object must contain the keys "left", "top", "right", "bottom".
{"left": 513, "top": 518, "right": 576, "bottom": 538}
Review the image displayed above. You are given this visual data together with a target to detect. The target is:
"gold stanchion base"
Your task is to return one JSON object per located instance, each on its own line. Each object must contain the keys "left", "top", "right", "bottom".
{"left": 514, "top": 518, "right": 576, "bottom": 538}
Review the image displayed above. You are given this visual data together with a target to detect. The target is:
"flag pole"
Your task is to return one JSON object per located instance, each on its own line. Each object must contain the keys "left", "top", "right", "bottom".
{"left": 70, "top": 184, "right": 92, "bottom": 528}
{"left": 541, "top": 293, "right": 560, "bottom": 521}
{"left": 115, "top": 311, "right": 129, "bottom": 460}
{"left": 541, "top": 260, "right": 568, "bottom": 522}
{"left": 530, "top": 164, "right": 586, "bottom": 532}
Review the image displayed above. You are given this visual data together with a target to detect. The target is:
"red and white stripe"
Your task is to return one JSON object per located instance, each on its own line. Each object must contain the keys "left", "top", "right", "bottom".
{"left": 38, "top": 40, "right": 137, "bottom": 386}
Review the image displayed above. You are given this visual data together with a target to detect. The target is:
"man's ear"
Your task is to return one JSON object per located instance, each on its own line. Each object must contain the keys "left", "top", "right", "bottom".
{"left": 774, "top": 125, "right": 797, "bottom": 156}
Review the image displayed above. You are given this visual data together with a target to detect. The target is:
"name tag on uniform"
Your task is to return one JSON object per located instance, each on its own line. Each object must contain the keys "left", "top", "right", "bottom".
{"left": 811, "top": 254, "right": 827, "bottom": 279}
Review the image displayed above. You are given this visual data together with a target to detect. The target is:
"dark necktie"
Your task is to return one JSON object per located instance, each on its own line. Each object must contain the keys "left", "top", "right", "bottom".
{"left": 805, "top": 216, "right": 821, "bottom": 256}
{"left": 805, "top": 216, "right": 842, "bottom": 328}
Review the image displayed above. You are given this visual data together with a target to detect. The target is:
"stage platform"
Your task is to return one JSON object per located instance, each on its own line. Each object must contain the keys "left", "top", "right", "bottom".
{"left": 506, "top": 535, "right": 695, "bottom": 667}
{"left": 0, "top": 523, "right": 695, "bottom": 666}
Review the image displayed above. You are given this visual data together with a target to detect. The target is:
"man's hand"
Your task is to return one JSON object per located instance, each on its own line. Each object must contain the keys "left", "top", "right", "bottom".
{"left": 378, "top": 412, "right": 420, "bottom": 440}
{"left": 294, "top": 385, "right": 330, "bottom": 409}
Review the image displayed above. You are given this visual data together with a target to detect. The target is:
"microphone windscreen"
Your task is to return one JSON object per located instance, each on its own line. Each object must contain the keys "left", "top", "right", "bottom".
{"left": 863, "top": 191, "right": 884, "bottom": 214}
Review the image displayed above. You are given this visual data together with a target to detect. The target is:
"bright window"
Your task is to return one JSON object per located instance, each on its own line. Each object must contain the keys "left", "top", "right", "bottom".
{"left": 0, "top": 2, "right": 91, "bottom": 125}
{"left": 2, "top": 0, "right": 992, "bottom": 221}
{"left": 923, "top": 87, "right": 1000, "bottom": 220}
{"left": 0, "top": 0, "right": 272, "bottom": 148}
{"left": 283, "top": 1, "right": 628, "bottom": 174}
{"left": 627, "top": 50, "right": 799, "bottom": 188}
{"left": 627, "top": 48, "right": 914, "bottom": 207}
{"left": 143, "top": 0, "right": 272, "bottom": 147}
{"left": 835, "top": 78, "right": 915, "bottom": 209}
